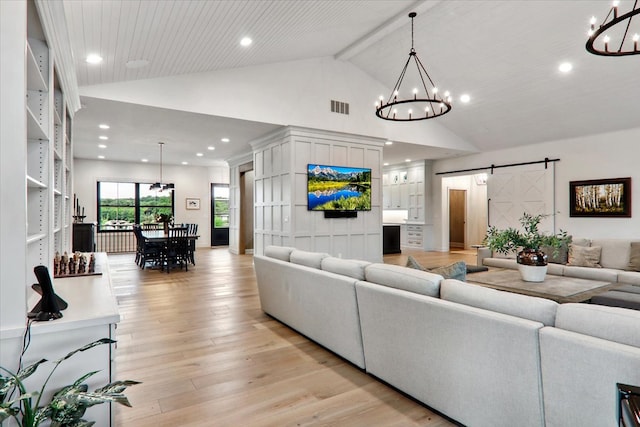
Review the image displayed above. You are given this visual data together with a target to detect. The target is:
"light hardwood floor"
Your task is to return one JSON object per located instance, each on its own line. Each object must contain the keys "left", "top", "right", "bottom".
{"left": 109, "top": 248, "right": 475, "bottom": 426}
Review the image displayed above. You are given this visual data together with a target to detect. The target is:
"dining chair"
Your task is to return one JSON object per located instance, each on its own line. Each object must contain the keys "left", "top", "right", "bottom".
{"left": 133, "top": 225, "right": 162, "bottom": 269}
{"left": 186, "top": 223, "right": 198, "bottom": 265}
{"left": 163, "top": 227, "right": 189, "bottom": 273}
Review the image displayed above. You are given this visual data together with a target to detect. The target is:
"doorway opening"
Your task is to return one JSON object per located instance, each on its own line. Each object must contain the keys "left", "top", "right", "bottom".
{"left": 449, "top": 189, "right": 466, "bottom": 249}
{"left": 211, "top": 183, "right": 229, "bottom": 246}
{"left": 238, "top": 163, "right": 254, "bottom": 254}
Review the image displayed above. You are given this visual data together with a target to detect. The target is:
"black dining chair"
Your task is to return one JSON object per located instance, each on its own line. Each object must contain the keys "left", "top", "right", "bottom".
{"left": 133, "top": 225, "right": 162, "bottom": 269}
{"left": 162, "top": 227, "right": 189, "bottom": 273}
{"left": 185, "top": 223, "right": 198, "bottom": 265}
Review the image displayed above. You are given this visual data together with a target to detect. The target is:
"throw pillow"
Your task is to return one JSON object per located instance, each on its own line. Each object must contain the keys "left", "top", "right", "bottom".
{"left": 629, "top": 242, "right": 640, "bottom": 272}
{"left": 567, "top": 244, "right": 602, "bottom": 268}
{"left": 541, "top": 235, "right": 572, "bottom": 264}
{"left": 429, "top": 261, "right": 467, "bottom": 281}
{"left": 405, "top": 255, "right": 426, "bottom": 271}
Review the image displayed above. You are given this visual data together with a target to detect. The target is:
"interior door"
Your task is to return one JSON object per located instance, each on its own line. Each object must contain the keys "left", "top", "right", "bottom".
{"left": 449, "top": 189, "right": 466, "bottom": 249}
{"left": 211, "top": 183, "right": 229, "bottom": 246}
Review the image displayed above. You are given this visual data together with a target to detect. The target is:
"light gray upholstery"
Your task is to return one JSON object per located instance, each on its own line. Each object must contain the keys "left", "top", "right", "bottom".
{"left": 544, "top": 303, "right": 640, "bottom": 424}
{"left": 561, "top": 265, "right": 619, "bottom": 282}
{"left": 483, "top": 257, "right": 517, "bottom": 269}
{"left": 364, "top": 263, "right": 442, "bottom": 296}
{"left": 253, "top": 255, "right": 365, "bottom": 368}
{"left": 555, "top": 303, "right": 640, "bottom": 347}
{"left": 264, "top": 245, "right": 296, "bottom": 261}
{"left": 289, "top": 249, "right": 330, "bottom": 269}
{"left": 545, "top": 263, "right": 565, "bottom": 276}
{"left": 591, "top": 238, "right": 632, "bottom": 270}
{"left": 356, "top": 281, "right": 546, "bottom": 427}
{"left": 321, "top": 257, "right": 370, "bottom": 281}
{"left": 441, "top": 279, "right": 558, "bottom": 326}
{"left": 619, "top": 271, "right": 640, "bottom": 285}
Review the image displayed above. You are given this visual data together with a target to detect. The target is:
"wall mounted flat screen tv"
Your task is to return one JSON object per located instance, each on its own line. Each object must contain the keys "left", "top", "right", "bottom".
{"left": 307, "top": 164, "right": 371, "bottom": 211}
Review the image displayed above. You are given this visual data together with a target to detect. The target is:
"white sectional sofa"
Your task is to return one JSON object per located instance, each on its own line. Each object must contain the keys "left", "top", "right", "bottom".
{"left": 478, "top": 238, "right": 640, "bottom": 310}
{"left": 254, "top": 245, "right": 640, "bottom": 427}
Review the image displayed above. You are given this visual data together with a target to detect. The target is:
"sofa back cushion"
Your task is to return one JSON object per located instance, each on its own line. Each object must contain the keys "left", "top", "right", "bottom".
{"left": 629, "top": 242, "right": 640, "bottom": 271}
{"left": 440, "top": 279, "right": 558, "bottom": 326}
{"left": 555, "top": 303, "right": 640, "bottom": 348}
{"left": 567, "top": 244, "right": 602, "bottom": 268}
{"left": 591, "top": 238, "right": 632, "bottom": 270}
{"left": 321, "top": 257, "right": 371, "bottom": 281}
{"left": 290, "top": 249, "right": 330, "bottom": 269}
{"left": 264, "top": 245, "right": 296, "bottom": 262}
{"left": 364, "top": 263, "right": 442, "bottom": 297}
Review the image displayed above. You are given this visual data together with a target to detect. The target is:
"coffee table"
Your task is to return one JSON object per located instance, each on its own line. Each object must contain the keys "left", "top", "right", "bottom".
{"left": 467, "top": 268, "right": 623, "bottom": 303}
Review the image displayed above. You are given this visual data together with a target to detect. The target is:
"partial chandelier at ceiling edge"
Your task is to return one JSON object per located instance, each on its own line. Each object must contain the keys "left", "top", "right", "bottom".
{"left": 150, "top": 142, "right": 174, "bottom": 192}
{"left": 586, "top": 0, "right": 639, "bottom": 56}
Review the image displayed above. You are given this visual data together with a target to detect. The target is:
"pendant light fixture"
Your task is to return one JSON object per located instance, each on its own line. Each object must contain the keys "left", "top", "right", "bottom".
{"left": 375, "top": 12, "right": 452, "bottom": 122}
{"left": 150, "top": 142, "right": 174, "bottom": 192}
{"left": 587, "top": 0, "right": 639, "bottom": 56}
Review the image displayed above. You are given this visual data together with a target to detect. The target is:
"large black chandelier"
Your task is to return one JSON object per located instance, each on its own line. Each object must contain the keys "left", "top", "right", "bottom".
{"left": 587, "top": 0, "right": 639, "bottom": 56}
{"left": 150, "top": 142, "right": 174, "bottom": 192}
{"left": 375, "top": 12, "right": 452, "bottom": 122}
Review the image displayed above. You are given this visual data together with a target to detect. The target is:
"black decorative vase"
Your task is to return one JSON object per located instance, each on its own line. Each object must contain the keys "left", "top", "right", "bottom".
{"left": 517, "top": 248, "right": 548, "bottom": 282}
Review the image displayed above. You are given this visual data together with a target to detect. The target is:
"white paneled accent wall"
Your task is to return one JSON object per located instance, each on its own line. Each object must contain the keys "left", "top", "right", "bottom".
{"left": 250, "top": 127, "right": 384, "bottom": 262}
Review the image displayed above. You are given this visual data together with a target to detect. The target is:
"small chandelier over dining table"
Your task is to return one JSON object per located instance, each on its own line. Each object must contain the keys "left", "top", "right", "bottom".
{"left": 375, "top": 11, "right": 452, "bottom": 122}
{"left": 150, "top": 142, "right": 174, "bottom": 192}
{"left": 586, "top": 0, "right": 640, "bottom": 56}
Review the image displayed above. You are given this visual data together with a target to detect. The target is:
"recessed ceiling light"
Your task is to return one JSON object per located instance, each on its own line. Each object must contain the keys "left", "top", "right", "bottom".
{"left": 240, "top": 37, "right": 252, "bottom": 47}
{"left": 460, "top": 94, "right": 471, "bottom": 103}
{"left": 86, "top": 54, "right": 103, "bottom": 64}
{"left": 221, "top": 138, "right": 230, "bottom": 143}
{"left": 405, "top": 158, "right": 411, "bottom": 162}
{"left": 97, "top": 155, "right": 105, "bottom": 159}
{"left": 383, "top": 162, "right": 389, "bottom": 166}
{"left": 207, "top": 146, "right": 215, "bottom": 150}
{"left": 141, "top": 159, "right": 148, "bottom": 163}
{"left": 98, "top": 144, "right": 107, "bottom": 149}
{"left": 125, "top": 59, "right": 149, "bottom": 69}
{"left": 196, "top": 153, "right": 204, "bottom": 157}
{"left": 385, "top": 141, "right": 393, "bottom": 145}
{"left": 99, "top": 135, "right": 108, "bottom": 140}
{"left": 99, "top": 124, "right": 110, "bottom": 129}
{"left": 181, "top": 161, "right": 188, "bottom": 165}
{"left": 559, "top": 62, "right": 573, "bottom": 73}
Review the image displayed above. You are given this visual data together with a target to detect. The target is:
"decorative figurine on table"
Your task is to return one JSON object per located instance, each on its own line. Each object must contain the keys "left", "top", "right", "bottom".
{"left": 78, "top": 253, "right": 87, "bottom": 274}
{"left": 89, "top": 253, "right": 96, "bottom": 273}
{"left": 54, "top": 251, "right": 61, "bottom": 276}
{"left": 60, "top": 252, "right": 68, "bottom": 275}
{"left": 68, "top": 253, "right": 76, "bottom": 275}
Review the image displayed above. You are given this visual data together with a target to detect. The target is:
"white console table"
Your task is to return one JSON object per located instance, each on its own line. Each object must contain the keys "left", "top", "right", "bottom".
{"left": 0, "top": 253, "right": 120, "bottom": 426}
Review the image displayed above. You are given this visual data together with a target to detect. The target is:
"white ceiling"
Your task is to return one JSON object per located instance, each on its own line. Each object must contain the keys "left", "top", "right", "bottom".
{"left": 64, "top": 0, "right": 640, "bottom": 167}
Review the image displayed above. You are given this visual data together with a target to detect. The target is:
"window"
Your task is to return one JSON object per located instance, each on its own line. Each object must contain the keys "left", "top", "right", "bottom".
{"left": 97, "top": 181, "right": 174, "bottom": 230}
{"left": 212, "top": 184, "right": 229, "bottom": 228}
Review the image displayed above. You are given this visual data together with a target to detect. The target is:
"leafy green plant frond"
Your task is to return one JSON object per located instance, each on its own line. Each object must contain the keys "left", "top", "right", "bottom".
{"left": 483, "top": 212, "right": 570, "bottom": 254}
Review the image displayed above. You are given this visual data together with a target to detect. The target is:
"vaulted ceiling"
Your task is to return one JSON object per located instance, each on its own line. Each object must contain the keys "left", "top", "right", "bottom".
{"left": 65, "top": 0, "right": 640, "bottom": 166}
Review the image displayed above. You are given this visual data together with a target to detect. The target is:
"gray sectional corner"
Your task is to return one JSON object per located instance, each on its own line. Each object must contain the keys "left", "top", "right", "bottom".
{"left": 255, "top": 245, "right": 640, "bottom": 427}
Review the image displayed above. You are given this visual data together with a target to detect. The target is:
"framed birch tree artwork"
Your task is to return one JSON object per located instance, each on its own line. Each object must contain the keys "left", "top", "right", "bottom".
{"left": 569, "top": 177, "right": 631, "bottom": 217}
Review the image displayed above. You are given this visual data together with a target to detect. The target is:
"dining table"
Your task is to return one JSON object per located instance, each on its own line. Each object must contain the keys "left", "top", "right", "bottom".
{"left": 140, "top": 228, "right": 199, "bottom": 242}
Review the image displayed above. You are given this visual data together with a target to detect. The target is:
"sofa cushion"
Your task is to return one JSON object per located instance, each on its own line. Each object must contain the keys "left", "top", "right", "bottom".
{"left": 364, "top": 263, "right": 442, "bottom": 297}
{"left": 541, "top": 236, "right": 572, "bottom": 264}
{"left": 429, "top": 261, "right": 467, "bottom": 281}
{"left": 567, "top": 244, "right": 602, "bottom": 268}
{"left": 555, "top": 303, "right": 640, "bottom": 348}
{"left": 618, "top": 272, "right": 640, "bottom": 285}
{"left": 483, "top": 258, "right": 518, "bottom": 269}
{"left": 629, "top": 242, "right": 640, "bottom": 271}
{"left": 546, "top": 263, "right": 565, "bottom": 276}
{"left": 562, "top": 266, "right": 619, "bottom": 282}
{"left": 321, "top": 257, "right": 370, "bottom": 281}
{"left": 590, "top": 291, "right": 640, "bottom": 311}
{"left": 591, "top": 239, "right": 632, "bottom": 270}
{"left": 405, "top": 255, "right": 426, "bottom": 270}
{"left": 264, "top": 245, "right": 296, "bottom": 262}
{"left": 441, "top": 279, "right": 558, "bottom": 326}
{"left": 290, "top": 249, "right": 330, "bottom": 269}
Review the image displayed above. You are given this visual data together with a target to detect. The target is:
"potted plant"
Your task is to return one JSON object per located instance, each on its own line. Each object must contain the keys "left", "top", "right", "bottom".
{"left": 483, "top": 212, "right": 570, "bottom": 282}
{"left": 0, "top": 338, "right": 139, "bottom": 426}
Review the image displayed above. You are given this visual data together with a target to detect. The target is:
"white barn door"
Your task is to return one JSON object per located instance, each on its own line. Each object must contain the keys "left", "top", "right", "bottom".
{"left": 487, "top": 163, "right": 556, "bottom": 234}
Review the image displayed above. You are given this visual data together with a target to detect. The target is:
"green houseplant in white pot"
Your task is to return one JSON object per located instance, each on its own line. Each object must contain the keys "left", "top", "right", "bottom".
{"left": 483, "top": 212, "right": 570, "bottom": 282}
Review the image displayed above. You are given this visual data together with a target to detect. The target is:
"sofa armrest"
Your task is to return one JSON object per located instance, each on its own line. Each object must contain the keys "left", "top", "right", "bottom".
{"left": 477, "top": 247, "right": 492, "bottom": 266}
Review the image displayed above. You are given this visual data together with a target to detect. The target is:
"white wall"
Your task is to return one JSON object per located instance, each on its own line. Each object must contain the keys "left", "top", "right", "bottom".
{"left": 74, "top": 159, "right": 229, "bottom": 247}
{"left": 431, "top": 127, "right": 640, "bottom": 250}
